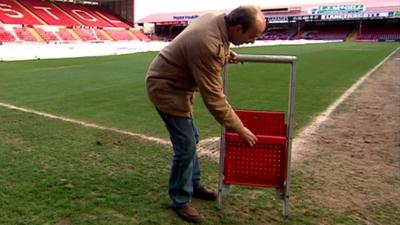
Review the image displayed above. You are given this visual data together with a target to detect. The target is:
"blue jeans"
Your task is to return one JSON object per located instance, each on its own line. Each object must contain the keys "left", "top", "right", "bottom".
{"left": 157, "top": 109, "right": 201, "bottom": 208}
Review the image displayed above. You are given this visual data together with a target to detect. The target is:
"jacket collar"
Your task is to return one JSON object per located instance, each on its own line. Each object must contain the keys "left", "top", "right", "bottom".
{"left": 217, "top": 13, "right": 229, "bottom": 47}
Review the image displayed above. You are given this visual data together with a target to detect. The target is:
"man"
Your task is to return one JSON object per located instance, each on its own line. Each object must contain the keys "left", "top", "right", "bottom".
{"left": 145, "top": 5, "right": 266, "bottom": 223}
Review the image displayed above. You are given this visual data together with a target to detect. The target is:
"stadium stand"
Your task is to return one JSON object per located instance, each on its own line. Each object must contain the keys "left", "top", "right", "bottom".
{"left": 261, "top": 26, "right": 294, "bottom": 40}
{"left": 0, "top": 0, "right": 44, "bottom": 25}
{"left": 103, "top": 28, "right": 136, "bottom": 41}
{"left": 0, "top": 0, "right": 150, "bottom": 43}
{"left": 131, "top": 29, "right": 151, "bottom": 42}
{"left": 85, "top": 5, "right": 131, "bottom": 28}
{"left": 93, "top": 29, "right": 110, "bottom": 41}
{"left": 95, "top": 29, "right": 113, "bottom": 41}
{"left": 137, "top": 0, "right": 399, "bottom": 43}
{"left": 13, "top": 26, "right": 37, "bottom": 42}
{"left": 73, "top": 27, "right": 99, "bottom": 41}
{"left": 34, "top": 26, "right": 59, "bottom": 42}
{"left": 55, "top": 28, "right": 77, "bottom": 41}
{"left": 357, "top": 22, "right": 400, "bottom": 41}
{"left": 18, "top": 0, "right": 80, "bottom": 26}
{"left": 54, "top": 1, "right": 112, "bottom": 27}
{"left": 0, "top": 26, "right": 16, "bottom": 42}
{"left": 300, "top": 24, "right": 355, "bottom": 40}
{"left": 1, "top": 0, "right": 398, "bottom": 44}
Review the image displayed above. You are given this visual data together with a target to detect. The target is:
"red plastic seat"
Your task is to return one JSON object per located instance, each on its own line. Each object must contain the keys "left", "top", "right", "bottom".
{"left": 224, "top": 110, "right": 288, "bottom": 188}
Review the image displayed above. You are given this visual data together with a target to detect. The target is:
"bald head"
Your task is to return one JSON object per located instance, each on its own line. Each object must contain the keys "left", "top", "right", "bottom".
{"left": 226, "top": 5, "right": 266, "bottom": 45}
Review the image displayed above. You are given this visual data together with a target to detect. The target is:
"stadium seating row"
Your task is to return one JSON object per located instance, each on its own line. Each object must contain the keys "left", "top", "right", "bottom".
{"left": 0, "top": 27, "right": 16, "bottom": 42}
{"left": 300, "top": 24, "right": 354, "bottom": 40}
{"left": 357, "top": 24, "right": 400, "bottom": 41}
{"left": 0, "top": 25, "right": 150, "bottom": 42}
{"left": 261, "top": 28, "right": 292, "bottom": 40}
{"left": 261, "top": 23, "right": 400, "bottom": 41}
{"left": 1, "top": 0, "right": 398, "bottom": 43}
{"left": 0, "top": 0, "right": 130, "bottom": 27}
{"left": 0, "top": 0, "right": 151, "bottom": 42}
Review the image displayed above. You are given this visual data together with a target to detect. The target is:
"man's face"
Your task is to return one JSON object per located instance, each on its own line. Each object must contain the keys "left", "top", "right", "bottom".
{"left": 231, "top": 19, "right": 266, "bottom": 45}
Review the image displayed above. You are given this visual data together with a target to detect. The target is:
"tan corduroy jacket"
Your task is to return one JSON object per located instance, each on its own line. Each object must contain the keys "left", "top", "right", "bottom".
{"left": 145, "top": 13, "right": 244, "bottom": 132}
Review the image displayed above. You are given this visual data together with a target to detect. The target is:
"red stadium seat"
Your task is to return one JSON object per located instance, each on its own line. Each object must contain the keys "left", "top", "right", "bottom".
{"left": 93, "top": 29, "right": 110, "bottom": 41}
{"left": 104, "top": 28, "right": 136, "bottom": 41}
{"left": 357, "top": 23, "right": 400, "bottom": 41}
{"left": 56, "top": 28, "right": 77, "bottom": 41}
{"left": 131, "top": 29, "right": 151, "bottom": 42}
{"left": 18, "top": 0, "right": 81, "bottom": 26}
{"left": 54, "top": 2, "right": 113, "bottom": 27}
{"left": 13, "top": 26, "right": 36, "bottom": 41}
{"left": 224, "top": 110, "right": 288, "bottom": 188}
{"left": 34, "top": 27, "right": 59, "bottom": 42}
{"left": 300, "top": 24, "right": 354, "bottom": 40}
{"left": 86, "top": 5, "right": 131, "bottom": 28}
{"left": 0, "top": 0, "right": 44, "bottom": 25}
{"left": 73, "top": 27, "right": 99, "bottom": 41}
{"left": 0, "top": 0, "right": 136, "bottom": 43}
{"left": 0, "top": 26, "right": 16, "bottom": 42}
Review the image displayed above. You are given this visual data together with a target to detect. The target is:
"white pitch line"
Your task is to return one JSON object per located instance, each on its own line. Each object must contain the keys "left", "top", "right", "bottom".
{"left": 0, "top": 102, "right": 171, "bottom": 146}
{"left": 295, "top": 46, "right": 399, "bottom": 137}
{"left": 291, "top": 46, "right": 400, "bottom": 161}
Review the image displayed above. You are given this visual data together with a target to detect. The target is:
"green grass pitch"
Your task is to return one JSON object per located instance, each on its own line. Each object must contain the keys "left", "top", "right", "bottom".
{"left": 0, "top": 42, "right": 399, "bottom": 224}
{"left": 0, "top": 42, "right": 397, "bottom": 139}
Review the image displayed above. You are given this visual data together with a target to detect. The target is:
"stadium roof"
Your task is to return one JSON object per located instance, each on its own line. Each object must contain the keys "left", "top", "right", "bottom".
{"left": 138, "top": 0, "right": 400, "bottom": 24}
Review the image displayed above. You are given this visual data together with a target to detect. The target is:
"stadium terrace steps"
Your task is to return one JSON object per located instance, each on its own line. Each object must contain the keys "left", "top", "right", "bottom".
{"left": 97, "top": 29, "right": 113, "bottom": 41}
{"left": 346, "top": 28, "right": 359, "bottom": 42}
{"left": 66, "top": 28, "right": 82, "bottom": 42}
{"left": 27, "top": 26, "right": 43, "bottom": 42}
{"left": 55, "top": 28, "right": 76, "bottom": 41}
{"left": 127, "top": 30, "right": 140, "bottom": 41}
{"left": 131, "top": 30, "right": 151, "bottom": 42}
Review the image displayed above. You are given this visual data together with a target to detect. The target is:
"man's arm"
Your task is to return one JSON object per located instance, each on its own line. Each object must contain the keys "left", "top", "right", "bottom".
{"left": 188, "top": 42, "right": 257, "bottom": 146}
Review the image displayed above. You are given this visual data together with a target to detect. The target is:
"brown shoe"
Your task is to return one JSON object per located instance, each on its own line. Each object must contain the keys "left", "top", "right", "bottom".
{"left": 172, "top": 204, "right": 204, "bottom": 223}
{"left": 193, "top": 186, "right": 217, "bottom": 201}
